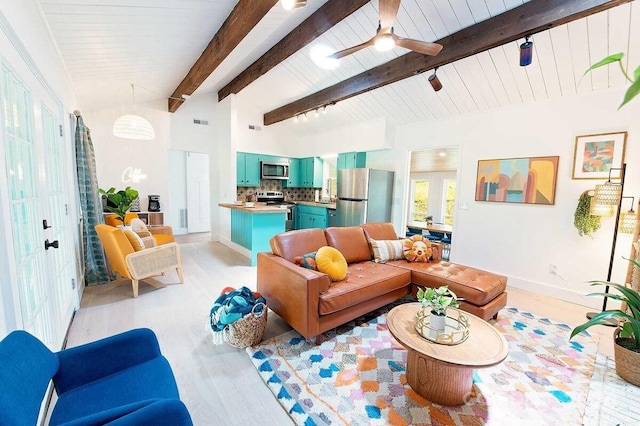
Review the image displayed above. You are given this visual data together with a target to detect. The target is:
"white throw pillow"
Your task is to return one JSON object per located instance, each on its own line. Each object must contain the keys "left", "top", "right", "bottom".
{"left": 369, "top": 238, "right": 404, "bottom": 263}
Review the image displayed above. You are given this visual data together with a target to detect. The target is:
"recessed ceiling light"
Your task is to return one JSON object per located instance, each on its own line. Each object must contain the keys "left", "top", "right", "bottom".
{"left": 439, "top": 152, "right": 446, "bottom": 157}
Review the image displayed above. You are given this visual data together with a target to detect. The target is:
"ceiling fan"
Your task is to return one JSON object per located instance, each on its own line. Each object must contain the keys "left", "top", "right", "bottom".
{"left": 329, "top": 0, "right": 443, "bottom": 59}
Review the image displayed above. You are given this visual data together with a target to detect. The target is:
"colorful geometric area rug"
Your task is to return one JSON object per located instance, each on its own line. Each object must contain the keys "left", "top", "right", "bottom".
{"left": 246, "top": 305, "right": 600, "bottom": 426}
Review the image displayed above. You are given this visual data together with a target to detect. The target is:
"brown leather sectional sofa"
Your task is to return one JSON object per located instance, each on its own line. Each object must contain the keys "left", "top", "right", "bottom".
{"left": 257, "top": 222, "right": 507, "bottom": 341}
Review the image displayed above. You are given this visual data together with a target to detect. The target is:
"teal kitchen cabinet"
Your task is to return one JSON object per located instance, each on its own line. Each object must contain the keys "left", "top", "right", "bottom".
{"left": 296, "top": 204, "right": 328, "bottom": 229}
{"left": 283, "top": 158, "right": 301, "bottom": 187}
{"left": 236, "top": 152, "right": 261, "bottom": 186}
{"left": 230, "top": 209, "right": 285, "bottom": 265}
{"left": 337, "top": 152, "right": 366, "bottom": 170}
{"left": 300, "top": 157, "right": 323, "bottom": 188}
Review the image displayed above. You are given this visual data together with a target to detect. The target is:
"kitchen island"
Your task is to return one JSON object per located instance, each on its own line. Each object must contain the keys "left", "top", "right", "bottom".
{"left": 219, "top": 203, "right": 287, "bottom": 266}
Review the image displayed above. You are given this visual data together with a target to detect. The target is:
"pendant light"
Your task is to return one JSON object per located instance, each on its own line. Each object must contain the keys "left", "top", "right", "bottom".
{"left": 113, "top": 84, "right": 155, "bottom": 141}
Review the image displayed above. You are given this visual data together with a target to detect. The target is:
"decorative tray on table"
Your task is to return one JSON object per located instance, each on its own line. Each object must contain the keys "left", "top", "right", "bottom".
{"left": 415, "top": 308, "right": 470, "bottom": 345}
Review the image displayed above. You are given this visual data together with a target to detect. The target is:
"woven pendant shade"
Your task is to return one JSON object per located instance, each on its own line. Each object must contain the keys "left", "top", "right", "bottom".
{"left": 113, "top": 114, "right": 155, "bottom": 141}
{"left": 589, "top": 202, "right": 616, "bottom": 217}
{"left": 619, "top": 210, "right": 637, "bottom": 234}
{"left": 593, "top": 182, "right": 622, "bottom": 206}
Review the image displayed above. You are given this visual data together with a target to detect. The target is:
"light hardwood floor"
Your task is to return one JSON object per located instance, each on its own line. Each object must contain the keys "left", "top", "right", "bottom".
{"left": 66, "top": 237, "right": 615, "bottom": 425}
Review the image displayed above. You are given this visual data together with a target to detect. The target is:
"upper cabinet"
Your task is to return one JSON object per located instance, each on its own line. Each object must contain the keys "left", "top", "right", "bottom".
{"left": 300, "top": 157, "right": 323, "bottom": 188}
{"left": 283, "top": 158, "right": 301, "bottom": 187}
{"left": 337, "top": 152, "right": 366, "bottom": 170}
{"left": 237, "top": 152, "right": 261, "bottom": 187}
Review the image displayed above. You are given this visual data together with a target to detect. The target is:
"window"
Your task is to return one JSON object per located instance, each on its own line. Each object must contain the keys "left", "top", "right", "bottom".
{"left": 442, "top": 179, "right": 456, "bottom": 225}
{"left": 410, "top": 179, "right": 429, "bottom": 221}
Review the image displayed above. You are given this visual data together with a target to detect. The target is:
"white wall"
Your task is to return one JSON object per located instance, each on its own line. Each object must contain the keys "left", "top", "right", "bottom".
{"left": 392, "top": 88, "right": 639, "bottom": 308}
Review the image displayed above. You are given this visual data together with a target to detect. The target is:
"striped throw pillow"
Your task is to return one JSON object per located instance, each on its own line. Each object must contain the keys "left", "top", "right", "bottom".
{"left": 369, "top": 238, "right": 404, "bottom": 263}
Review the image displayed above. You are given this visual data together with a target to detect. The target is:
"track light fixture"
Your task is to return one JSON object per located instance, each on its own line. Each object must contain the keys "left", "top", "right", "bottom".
{"left": 428, "top": 67, "right": 442, "bottom": 92}
{"left": 281, "top": 0, "right": 306, "bottom": 10}
{"left": 302, "top": 112, "right": 308, "bottom": 122}
{"left": 520, "top": 35, "right": 533, "bottom": 67}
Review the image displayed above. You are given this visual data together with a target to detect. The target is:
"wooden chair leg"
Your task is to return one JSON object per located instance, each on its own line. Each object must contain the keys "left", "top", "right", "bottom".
{"left": 176, "top": 267, "right": 184, "bottom": 283}
{"left": 132, "top": 279, "right": 139, "bottom": 298}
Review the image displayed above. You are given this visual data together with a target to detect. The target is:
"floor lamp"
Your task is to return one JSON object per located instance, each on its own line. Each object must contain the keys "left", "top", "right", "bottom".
{"left": 586, "top": 163, "right": 638, "bottom": 323}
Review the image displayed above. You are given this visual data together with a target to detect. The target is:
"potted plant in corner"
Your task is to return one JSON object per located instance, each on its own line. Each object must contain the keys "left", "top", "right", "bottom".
{"left": 99, "top": 186, "right": 139, "bottom": 225}
{"left": 570, "top": 258, "right": 640, "bottom": 386}
{"left": 425, "top": 215, "right": 434, "bottom": 226}
{"left": 417, "top": 285, "right": 460, "bottom": 331}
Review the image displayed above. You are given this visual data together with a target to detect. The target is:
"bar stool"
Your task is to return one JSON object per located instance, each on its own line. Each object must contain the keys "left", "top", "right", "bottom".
{"left": 441, "top": 233, "right": 452, "bottom": 260}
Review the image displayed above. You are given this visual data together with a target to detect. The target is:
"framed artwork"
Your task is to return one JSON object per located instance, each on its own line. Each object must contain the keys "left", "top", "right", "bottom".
{"left": 475, "top": 156, "right": 559, "bottom": 205}
{"left": 572, "top": 131, "right": 627, "bottom": 179}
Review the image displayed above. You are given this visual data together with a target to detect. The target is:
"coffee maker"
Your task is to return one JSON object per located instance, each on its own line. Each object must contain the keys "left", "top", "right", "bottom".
{"left": 148, "top": 195, "right": 161, "bottom": 212}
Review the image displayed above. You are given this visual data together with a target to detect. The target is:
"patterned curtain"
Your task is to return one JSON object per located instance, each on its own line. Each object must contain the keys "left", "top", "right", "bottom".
{"left": 75, "top": 113, "right": 110, "bottom": 285}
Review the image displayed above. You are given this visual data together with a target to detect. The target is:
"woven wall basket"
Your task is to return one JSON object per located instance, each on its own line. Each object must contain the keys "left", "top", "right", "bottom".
{"left": 614, "top": 328, "right": 640, "bottom": 387}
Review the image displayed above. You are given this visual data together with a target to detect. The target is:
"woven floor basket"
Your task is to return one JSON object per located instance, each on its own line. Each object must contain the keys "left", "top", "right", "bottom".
{"left": 225, "top": 303, "right": 268, "bottom": 348}
{"left": 614, "top": 328, "right": 640, "bottom": 386}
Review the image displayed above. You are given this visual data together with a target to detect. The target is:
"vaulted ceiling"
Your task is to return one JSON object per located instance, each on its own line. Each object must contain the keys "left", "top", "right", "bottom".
{"left": 38, "top": 0, "right": 638, "bottom": 135}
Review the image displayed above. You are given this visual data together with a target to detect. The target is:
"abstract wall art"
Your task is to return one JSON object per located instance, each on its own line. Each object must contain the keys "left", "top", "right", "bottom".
{"left": 475, "top": 156, "right": 559, "bottom": 205}
{"left": 572, "top": 131, "right": 627, "bottom": 179}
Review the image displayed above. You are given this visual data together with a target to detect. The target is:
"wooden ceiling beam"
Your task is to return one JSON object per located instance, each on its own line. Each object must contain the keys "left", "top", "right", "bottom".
{"left": 218, "top": 0, "right": 370, "bottom": 102}
{"left": 168, "top": 0, "right": 279, "bottom": 113}
{"left": 264, "top": 0, "right": 631, "bottom": 126}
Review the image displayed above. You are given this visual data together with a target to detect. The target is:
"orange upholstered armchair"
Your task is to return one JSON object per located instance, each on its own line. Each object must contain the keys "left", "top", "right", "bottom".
{"left": 95, "top": 224, "right": 184, "bottom": 297}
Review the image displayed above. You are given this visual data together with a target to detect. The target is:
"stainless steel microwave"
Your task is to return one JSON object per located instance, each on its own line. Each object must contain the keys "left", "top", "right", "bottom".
{"left": 261, "top": 162, "right": 289, "bottom": 180}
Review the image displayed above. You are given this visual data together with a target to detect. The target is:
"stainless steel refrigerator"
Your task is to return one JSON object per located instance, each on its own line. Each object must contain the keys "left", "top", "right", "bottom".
{"left": 336, "top": 168, "right": 394, "bottom": 227}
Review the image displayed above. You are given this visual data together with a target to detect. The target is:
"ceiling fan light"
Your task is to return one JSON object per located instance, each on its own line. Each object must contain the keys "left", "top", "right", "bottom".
{"left": 113, "top": 114, "right": 155, "bottom": 141}
{"left": 281, "top": 0, "right": 306, "bottom": 11}
{"left": 374, "top": 34, "right": 395, "bottom": 52}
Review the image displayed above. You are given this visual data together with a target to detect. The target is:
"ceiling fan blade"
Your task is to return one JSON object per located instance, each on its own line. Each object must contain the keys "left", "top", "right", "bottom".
{"left": 394, "top": 36, "right": 443, "bottom": 56}
{"left": 329, "top": 37, "right": 376, "bottom": 59}
{"left": 379, "top": 0, "right": 401, "bottom": 30}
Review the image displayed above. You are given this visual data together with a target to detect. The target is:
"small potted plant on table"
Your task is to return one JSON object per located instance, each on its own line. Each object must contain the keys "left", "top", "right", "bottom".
{"left": 417, "top": 285, "right": 460, "bottom": 331}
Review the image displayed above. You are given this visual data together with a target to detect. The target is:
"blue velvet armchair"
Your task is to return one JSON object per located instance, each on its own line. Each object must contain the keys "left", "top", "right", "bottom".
{"left": 0, "top": 328, "right": 192, "bottom": 425}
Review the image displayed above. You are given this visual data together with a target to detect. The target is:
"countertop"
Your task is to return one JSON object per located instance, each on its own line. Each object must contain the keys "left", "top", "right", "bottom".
{"left": 294, "top": 200, "right": 337, "bottom": 209}
{"left": 218, "top": 202, "right": 288, "bottom": 213}
{"left": 220, "top": 200, "right": 337, "bottom": 212}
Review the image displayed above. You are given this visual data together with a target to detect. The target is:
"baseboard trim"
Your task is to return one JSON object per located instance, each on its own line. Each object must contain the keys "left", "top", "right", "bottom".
{"left": 506, "top": 275, "right": 603, "bottom": 310}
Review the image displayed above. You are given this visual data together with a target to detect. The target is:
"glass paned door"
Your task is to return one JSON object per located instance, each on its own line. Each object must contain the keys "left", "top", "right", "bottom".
{"left": 1, "top": 65, "right": 74, "bottom": 349}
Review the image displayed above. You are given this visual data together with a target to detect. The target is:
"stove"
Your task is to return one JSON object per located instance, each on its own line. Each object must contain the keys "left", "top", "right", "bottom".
{"left": 256, "top": 191, "right": 296, "bottom": 230}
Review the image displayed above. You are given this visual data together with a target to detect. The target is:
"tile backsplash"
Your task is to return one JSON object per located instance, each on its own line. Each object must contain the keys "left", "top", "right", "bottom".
{"left": 236, "top": 180, "right": 319, "bottom": 202}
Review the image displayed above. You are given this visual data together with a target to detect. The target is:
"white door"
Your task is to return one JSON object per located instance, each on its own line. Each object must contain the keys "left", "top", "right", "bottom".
{"left": 0, "top": 64, "right": 75, "bottom": 349}
{"left": 186, "top": 151, "right": 210, "bottom": 233}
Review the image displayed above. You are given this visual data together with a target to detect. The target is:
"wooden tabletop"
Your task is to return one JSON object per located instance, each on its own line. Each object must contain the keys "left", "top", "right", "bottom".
{"left": 407, "top": 221, "right": 453, "bottom": 235}
{"left": 387, "top": 303, "right": 508, "bottom": 368}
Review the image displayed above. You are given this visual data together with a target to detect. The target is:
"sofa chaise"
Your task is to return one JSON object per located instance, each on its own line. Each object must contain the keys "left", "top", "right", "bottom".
{"left": 257, "top": 222, "right": 507, "bottom": 341}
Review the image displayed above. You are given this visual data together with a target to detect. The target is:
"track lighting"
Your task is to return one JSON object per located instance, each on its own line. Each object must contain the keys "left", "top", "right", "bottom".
{"left": 294, "top": 115, "right": 299, "bottom": 123}
{"left": 281, "top": 0, "right": 306, "bottom": 10}
{"left": 428, "top": 67, "right": 442, "bottom": 92}
{"left": 302, "top": 112, "right": 308, "bottom": 122}
{"left": 520, "top": 35, "right": 533, "bottom": 67}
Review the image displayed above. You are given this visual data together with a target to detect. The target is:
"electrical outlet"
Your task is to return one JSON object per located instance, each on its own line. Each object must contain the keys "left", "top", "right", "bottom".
{"left": 549, "top": 264, "right": 558, "bottom": 274}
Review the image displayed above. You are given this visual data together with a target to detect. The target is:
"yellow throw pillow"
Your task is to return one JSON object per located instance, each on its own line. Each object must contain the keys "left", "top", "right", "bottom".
{"left": 403, "top": 234, "right": 432, "bottom": 262}
{"left": 315, "top": 246, "right": 348, "bottom": 281}
{"left": 123, "top": 229, "right": 145, "bottom": 251}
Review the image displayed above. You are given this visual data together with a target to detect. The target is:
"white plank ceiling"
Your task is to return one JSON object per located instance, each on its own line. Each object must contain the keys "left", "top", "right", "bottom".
{"left": 37, "top": 0, "right": 639, "bottom": 134}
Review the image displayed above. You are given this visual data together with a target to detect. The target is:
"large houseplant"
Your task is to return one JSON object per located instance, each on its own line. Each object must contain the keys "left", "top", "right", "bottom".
{"left": 570, "top": 258, "right": 640, "bottom": 386}
{"left": 585, "top": 52, "right": 640, "bottom": 109}
{"left": 99, "top": 186, "right": 139, "bottom": 224}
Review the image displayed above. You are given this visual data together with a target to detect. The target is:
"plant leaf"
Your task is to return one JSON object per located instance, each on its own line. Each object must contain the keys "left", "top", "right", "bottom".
{"left": 619, "top": 78, "right": 640, "bottom": 109}
{"left": 584, "top": 53, "right": 624, "bottom": 75}
{"left": 634, "top": 64, "right": 640, "bottom": 82}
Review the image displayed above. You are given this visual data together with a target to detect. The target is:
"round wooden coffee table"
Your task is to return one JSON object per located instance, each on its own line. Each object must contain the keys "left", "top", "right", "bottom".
{"left": 387, "top": 303, "right": 508, "bottom": 406}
